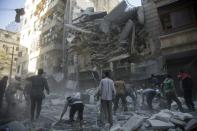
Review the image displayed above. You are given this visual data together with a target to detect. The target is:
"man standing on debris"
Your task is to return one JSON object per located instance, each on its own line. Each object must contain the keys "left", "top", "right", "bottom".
{"left": 142, "top": 88, "right": 160, "bottom": 110}
{"left": 178, "top": 70, "right": 195, "bottom": 111}
{"left": 114, "top": 78, "right": 127, "bottom": 112}
{"left": 0, "top": 76, "right": 8, "bottom": 110}
{"left": 98, "top": 72, "right": 116, "bottom": 127}
{"left": 60, "top": 94, "right": 84, "bottom": 126}
{"left": 28, "top": 69, "right": 49, "bottom": 121}
{"left": 163, "top": 74, "right": 183, "bottom": 111}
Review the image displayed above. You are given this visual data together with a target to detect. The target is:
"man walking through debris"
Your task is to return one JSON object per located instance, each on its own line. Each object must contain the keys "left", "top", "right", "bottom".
{"left": 0, "top": 76, "right": 8, "bottom": 111}
{"left": 178, "top": 70, "right": 195, "bottom": 111}
{"left": 98, "top": 72, "right": 116, "bottom": 127}
{"left": 163, "top": 74, "right": 183, "bottom": 111}
{"left": 60, "top": 94, "right": 84, "bottom": 126}
{"left": 114, "top": 78, "right": 127, "bottom": 112}
{"left": 142, "top": 88, "right": 160, "bottom": 110}
{"left": 28, "top": 69, "right": 49, "bottom": 121}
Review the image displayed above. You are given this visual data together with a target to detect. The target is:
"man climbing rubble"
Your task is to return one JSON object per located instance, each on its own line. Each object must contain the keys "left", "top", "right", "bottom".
{"left": 162, "top": 74, "right": 183, "bottom": 112}
{"left": 141, "top": 88, "right": 161, "bottom": 110}
{"left": 59, "top": 93, "right": 84, "bottom": 126}
{"left": 28, "top": 69, "right": 50, "bottom": 121}
{"left": 114, "top": 78, "right": 127, "bottom": 112}
{"left": 98, "top": 72, "right": 116, "bottom": 127}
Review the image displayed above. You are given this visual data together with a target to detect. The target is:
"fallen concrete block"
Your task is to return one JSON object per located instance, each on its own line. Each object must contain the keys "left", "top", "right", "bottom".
{"left": 5, "top": 121, "right": 26, "bottom": 131}
{"left": 148, "top": 119, "right": 175, "bottom": 130}
{"left": 170, "top": 118, "right": 186, "bottom": 128}
{"left": 153, "top": 112, "right": 172, "bottom": 123}
{"left": 172, "top": 112, "right": 193, "bottom": 121}
{"left": 122, "top": 115, "right": 147, "bottom": 131}
{"left": 185, "top": 119, "right": 197, "bottom": 131}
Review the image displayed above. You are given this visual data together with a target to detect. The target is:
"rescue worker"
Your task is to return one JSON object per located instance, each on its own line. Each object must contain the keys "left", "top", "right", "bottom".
{"left": 142, "top": 88, "right": 160, "bottom": 110}
{"left": 163, "top": 74, "right": 183, "bottom": 111}
{"left": 60, "top": 95, "right": 84, "bottom": 126}
{"left": 178, "top": 70, "right": 195, "bottom": 111}
{"left": 28, "top": 69, "right": 50, "bottom": 121}
{"left": 0, "top": 76, "right": 8, "bottom": 110}
{"left": 114, "top": 78, "right": 127, "bottom": 112}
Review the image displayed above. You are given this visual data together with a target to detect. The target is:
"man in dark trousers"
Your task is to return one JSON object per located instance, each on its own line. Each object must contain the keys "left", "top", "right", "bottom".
{"left": 114, "top": 78, "right": 127, "bottom": 112}
{"left": 28, "top": 69, "right": 49, "bottom": 121}
{"left": 0, "top": 76, "right": 8, "bottom": 110}
{"left": 60, "top": 95, "right": 84, "bottom": 126}
{"left": 178, "top": 70, "right": 195, "bottom": 111}
{"left": 142, "top": 88, "right": 160, "bottom": 110}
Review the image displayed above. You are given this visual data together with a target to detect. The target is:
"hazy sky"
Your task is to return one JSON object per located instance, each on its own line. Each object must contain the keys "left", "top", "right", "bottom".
{"left": 0, "top": 0, "right": 141, "bottom": 29}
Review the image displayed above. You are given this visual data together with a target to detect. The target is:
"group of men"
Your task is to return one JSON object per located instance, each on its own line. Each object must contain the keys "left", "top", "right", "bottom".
{"left": 0, "top": 69, "right": 49, "bottom": 121}
{"left": 96, "top": 70, "right": 195, "bottom": 127}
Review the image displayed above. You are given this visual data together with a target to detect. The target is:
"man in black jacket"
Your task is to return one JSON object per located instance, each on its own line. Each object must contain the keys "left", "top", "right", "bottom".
{"left": 0, "top": 76, "right": 8, "bottom": 110}
{"left": 178, "top": 71, "right": 195, "bottom": 111}
{"left": 28, "top": 69, "right": 49, "bottom": 120}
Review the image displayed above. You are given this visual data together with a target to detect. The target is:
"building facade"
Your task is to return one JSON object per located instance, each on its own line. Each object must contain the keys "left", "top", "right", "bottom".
{"left": 142, "top": 0, "right": 197, "bottom": 94}
{"left": 0, "top": 29, "right": 20, "bottom": 78}
{"left": 19, "top": 0, "right": 65, "bottom": 77}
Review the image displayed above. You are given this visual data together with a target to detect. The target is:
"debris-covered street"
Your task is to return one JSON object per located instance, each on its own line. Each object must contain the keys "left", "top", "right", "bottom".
{"left": 1, "top": 0, "right": 197, "bottom": 131}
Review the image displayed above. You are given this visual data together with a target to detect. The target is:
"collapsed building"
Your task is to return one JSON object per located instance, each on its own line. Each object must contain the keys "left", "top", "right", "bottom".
{"left": 65, "top": 0, "right": 197, "bottom": 92}
{"left": 65, "top": 0, "right": 163, "bottom": 89}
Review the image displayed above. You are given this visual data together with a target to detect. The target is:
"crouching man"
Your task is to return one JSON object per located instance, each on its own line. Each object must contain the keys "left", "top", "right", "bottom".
{"left": 60, "top": 96, "right": 84, "bottom": 126}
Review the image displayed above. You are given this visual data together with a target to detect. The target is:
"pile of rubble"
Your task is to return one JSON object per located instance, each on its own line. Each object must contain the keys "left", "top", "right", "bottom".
{"left": 111, "top": 109, "right": 197, "bottom": 131}
{"left": 66, "top": 0, "right": 149, "bottom": 66}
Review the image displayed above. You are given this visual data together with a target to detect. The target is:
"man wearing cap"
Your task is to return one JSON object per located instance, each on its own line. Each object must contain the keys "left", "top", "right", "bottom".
{"left": 60, "top": 94, "right": 84, "bottom": 126}
{"left": 28, "top": 69, "right": 49, "bottom": 121}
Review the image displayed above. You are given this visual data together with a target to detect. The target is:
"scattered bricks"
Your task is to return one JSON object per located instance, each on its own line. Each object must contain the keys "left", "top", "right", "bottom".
{"left": 147, "top": 119, "right": 175, "bottom": 130}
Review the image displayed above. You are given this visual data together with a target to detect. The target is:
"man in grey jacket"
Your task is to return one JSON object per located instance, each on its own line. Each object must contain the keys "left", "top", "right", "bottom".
{"left": 98, "top": 72, "right": 116, "bottom": 127}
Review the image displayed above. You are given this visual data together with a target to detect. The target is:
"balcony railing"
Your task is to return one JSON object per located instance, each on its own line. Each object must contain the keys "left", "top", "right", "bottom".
{"left": 160, "top": 27, "right": 197, "bottom": 49}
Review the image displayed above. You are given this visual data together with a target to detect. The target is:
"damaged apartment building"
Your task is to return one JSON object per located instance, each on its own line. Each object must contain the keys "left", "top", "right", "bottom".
{"left": 18, "top": 0, "right": 65, "bottom": 81}
{"left": 65, "top": 0, "right": 197, "bottom": 89}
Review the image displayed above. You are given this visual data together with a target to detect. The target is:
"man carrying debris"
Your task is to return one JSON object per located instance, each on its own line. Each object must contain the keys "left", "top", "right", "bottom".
{"left": 142, "top": 88, "right": 160, "bottom": 110}
{"left": 178, "top": 70, "right": 195, "bottom": 111}
{"left": 28, "top": 69, "right": 50, "bottom": 121}
{"left": 60, "top": 95, "right": 84, "bottom": 126}
{"left": 98, "top": 72, "right": 116, "bottom": 127}
{"left": 114, "top": 78, "right": 127, "bottom": 112}
{"left": 0, "top": 76, "right": 8, "bottom": 110}
{"left": 163, "top": 74, "right": 183, "bottom": 111}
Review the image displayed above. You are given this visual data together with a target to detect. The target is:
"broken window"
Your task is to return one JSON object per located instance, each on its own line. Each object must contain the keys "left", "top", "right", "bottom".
{"left": 18, "top": 51, "right": 22, "bottom": 57}
{"left": 158, "top": 0, "right": 197, "bottom": 31}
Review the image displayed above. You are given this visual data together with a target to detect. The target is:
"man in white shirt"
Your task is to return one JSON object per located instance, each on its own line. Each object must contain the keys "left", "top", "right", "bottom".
{"left": 98, "top": 72, "right": 116, "bottom": 127}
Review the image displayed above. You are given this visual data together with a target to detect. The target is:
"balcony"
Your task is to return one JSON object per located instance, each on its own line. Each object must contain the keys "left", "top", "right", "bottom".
{"left": 40, "top": 43, "right": 62, "bottom": 55}
{"left": 41, "top": 19, "right": 62, "bottom": 33}
{"left": 160, "top": 27, "right": 197, "bottom": 54}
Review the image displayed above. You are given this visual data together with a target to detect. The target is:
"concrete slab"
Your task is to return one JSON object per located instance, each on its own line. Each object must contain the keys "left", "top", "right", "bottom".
{"left": 123, "top": 115, "right": 147, "bottom": 131}
{"left": 148, "top": 119, "right": 175, "bottom": 129}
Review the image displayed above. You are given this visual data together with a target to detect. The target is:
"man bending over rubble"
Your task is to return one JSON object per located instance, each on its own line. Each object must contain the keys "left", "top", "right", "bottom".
{"left": 142, "top": 88, "right": 160, "bottom": 110}
{"left": 60, "top": 95, "right": 84, "bottom": 126}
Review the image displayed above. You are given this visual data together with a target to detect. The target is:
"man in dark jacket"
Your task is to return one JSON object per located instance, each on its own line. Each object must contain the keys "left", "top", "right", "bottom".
{"left": 0, "top": 76, "right": 8, "bottom": 110}
{"left": 28, "top": 69, "right": 49, "bottom": 121}
{"left": 178, "top": 71, "right": 195, "bottom": 111}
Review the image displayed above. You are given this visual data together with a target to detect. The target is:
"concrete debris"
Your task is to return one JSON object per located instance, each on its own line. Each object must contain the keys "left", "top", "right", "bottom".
{"left": 110, "top": 124, "right": 124, "bottom": 131}
{"left": 122, "top": 115, "right": 147, "bottom": 131}
{"left": 4, "top": 121, "right": 26, "bottom": 131}
{"left": 185, "top": 119, "right": 197, "bottom": 131}
{"left": 147, "top": 119, "right": 175, "bottom": 129}
{"left": 170, "top": 118, "right": 186, "bottom": 128}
